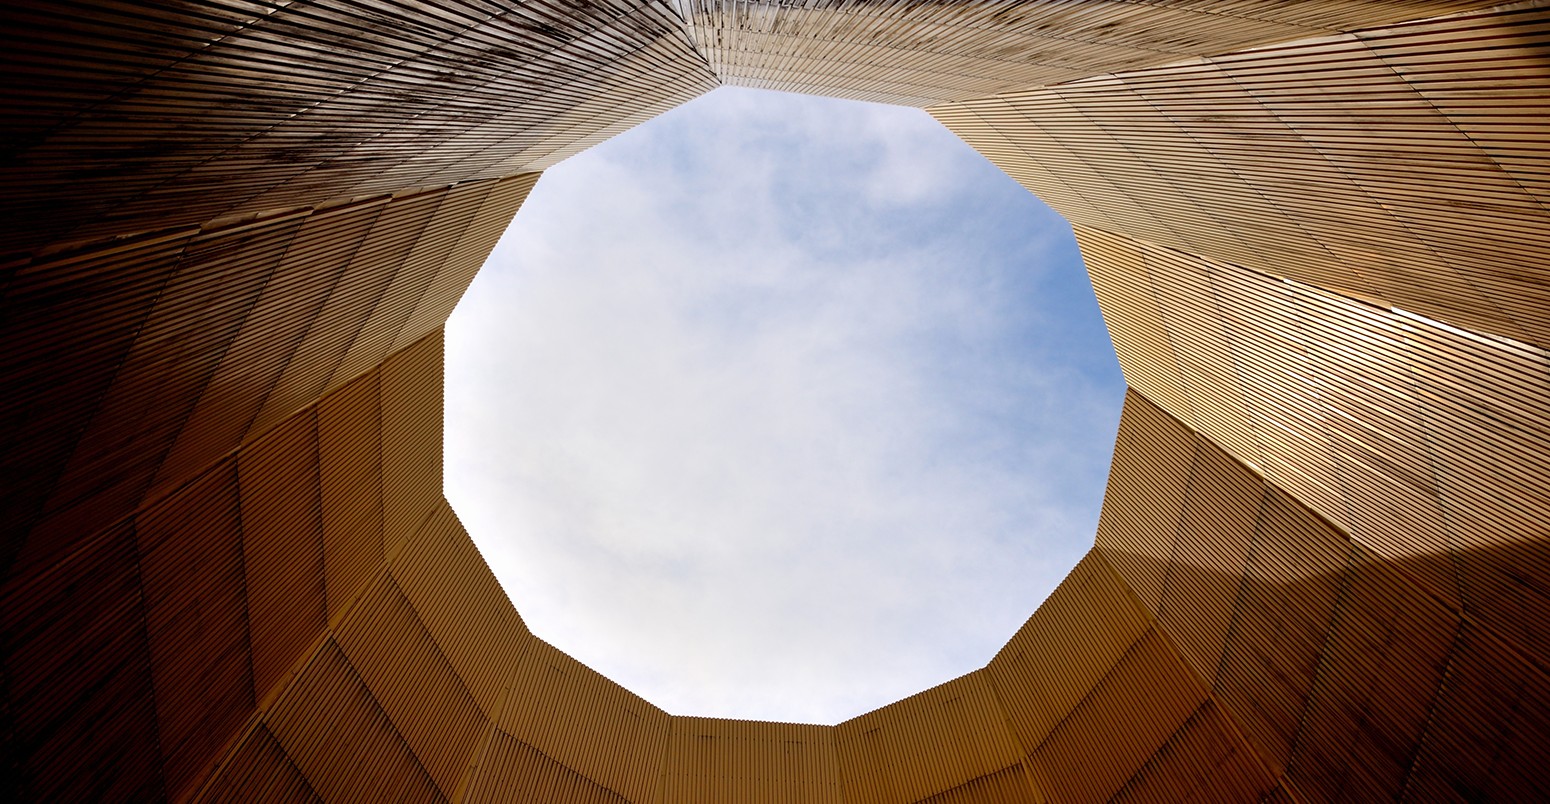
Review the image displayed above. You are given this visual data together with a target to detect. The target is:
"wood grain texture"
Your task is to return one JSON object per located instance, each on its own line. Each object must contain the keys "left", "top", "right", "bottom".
{"left": 2, "top": 2, "right": 1546, "bottom": 801}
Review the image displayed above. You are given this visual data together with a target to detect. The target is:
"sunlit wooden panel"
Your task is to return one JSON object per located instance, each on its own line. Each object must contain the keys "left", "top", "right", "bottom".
{"left": 658, "top": 718, "right": 841, "bottom": 804}
{"left": 248, "top": 197, "right": 436, "bottom": 439}
{"left": 324, "top": 188, "right": 458, "bottom": 394}
{"left": 391, "top": 173, "right": 539, "bottom": 354}
{"left": 935, "top": 6, "right": 1550, "bottom": 350}
{"left": 466, "top": 729, "right": 627, "bottom": 804}
{"left": 1092, "top": 392, "right": 1196, "bottom": 613}
{"left": 986, "top": 551, "right": 1151, "bottom": 753}
{"left": 913, "top": 763, "right": 1042, "bottom": 804}
{"left": 391, "top": 500, "right": 531, "bottom": 718}
{"left": 1082, "top": 228, "right": 1550, "bottom": 635}
{"left": 499, "top": 639, "right": 671, "bottom": 803}
{"left": 2, "top": 2, "right": 1547, "bottom": 801}
{"left": 379, "top": 330, "right": 449, "bottom": 557}
{"left": 1025, "top": 629, "right": 1208, "bottom": 802}
{"left": 837, "top": 671, "right": 1024, "bottom": 804}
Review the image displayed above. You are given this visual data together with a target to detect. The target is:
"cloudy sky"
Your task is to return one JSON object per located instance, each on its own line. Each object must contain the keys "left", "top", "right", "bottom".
{"left": 444, "top": 87, "right": 1124, "bottom": 724}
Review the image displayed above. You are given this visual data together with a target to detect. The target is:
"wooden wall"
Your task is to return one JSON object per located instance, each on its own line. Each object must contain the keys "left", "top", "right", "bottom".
{"left": 3, "top": 1, "right": 1547, "bottom": 801}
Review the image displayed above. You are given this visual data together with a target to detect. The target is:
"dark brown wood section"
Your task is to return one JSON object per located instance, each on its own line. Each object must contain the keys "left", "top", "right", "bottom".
{"left": 1, "top": 173, "right": 537, "bottom": 583}
{"left": 2, "top": 1, "right": 1547, "bottom": 802}
{"left": 0, "top": 1, "right": 716, "bottom": 252}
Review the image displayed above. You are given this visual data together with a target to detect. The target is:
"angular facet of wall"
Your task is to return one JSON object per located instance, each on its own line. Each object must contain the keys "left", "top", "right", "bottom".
{"left": 1080, "top": 225, "right": 1550, "bottom": 671}
{"left": 0, "top": 1, "right": 716, "bottom": 251}
{"left": 675, "top": 1, "right": 1501, "bottom": 106}
{"left": 930, "top": 3, "right": 1550, "bottom": 348}
{"left": 4, "top": 332, "right": 453, "bottom": 801}
{"left": 3, "top": 1, "right": 1548, "bottom": 802}
{"left": 0, "top": 172, "right": 538, "bottom": 579}
{"left": 1095, "top": 392, "right": 1550, "bottom": 802}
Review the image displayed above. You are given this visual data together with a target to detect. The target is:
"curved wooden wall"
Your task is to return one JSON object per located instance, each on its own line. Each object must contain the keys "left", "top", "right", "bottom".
{"left": 2, "top": 1, "right": 1545, "bottom": 801}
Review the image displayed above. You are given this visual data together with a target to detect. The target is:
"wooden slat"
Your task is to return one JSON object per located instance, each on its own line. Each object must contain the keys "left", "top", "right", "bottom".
{"left": 0, "top": 1, "right": 717, "bottom": 252}
{"left": 334, "top": 575, "right": 489, "bottom": 799}
{"left": 379, "top": 328, "right": 448, "bottom": 556}
{"left": 265, "top": 640, "right": 443, "bottom": 803}
{"left": 237, "top": 406, "right": 327, "bottom": 706}
{"left": 315, "top": 369, "right": 384, "bottom": 624}
{"left": 1025, "top": 628, "right": 1208, "bottom": 803}
{"left": 135, "top": 462, "right": 255, "bottom": 801}
{"left": 3, "top": 4, "right": 1546, "bottom": 802}
{"left": 0, "top": 521, "right": 165, "bottom": 801}
{"left": 985, "top": 551, "right": 1151, "bottom": 754}
{"left": 659, "top": 718, "right": 841, "bottom": 804}
{"left": 679, "top": 1, "right": 1492, "bottom": 107}
{"left": 202, "top": 725, "right": 321, "bottom": 804}
{"left": 390, "top": 500, "right": 530, "bottom": 719}
{"left": 836, "top": 671, "right": 1022, "bottom": 804}
{"left": 499, "top": 639, "right": 671, "bottom": 803}
{"left": 932, "top": 4, "right": 1550, "bottom": 350}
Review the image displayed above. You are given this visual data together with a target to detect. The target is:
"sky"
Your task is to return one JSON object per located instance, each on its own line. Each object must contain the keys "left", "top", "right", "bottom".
{"left": 444, "top": 87, "right": 1125, "bottom": 724}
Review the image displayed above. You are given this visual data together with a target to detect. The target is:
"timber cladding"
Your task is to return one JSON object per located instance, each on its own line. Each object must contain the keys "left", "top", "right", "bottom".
{"left": 1, "top": 1, "right": 1546, "bottom": 801}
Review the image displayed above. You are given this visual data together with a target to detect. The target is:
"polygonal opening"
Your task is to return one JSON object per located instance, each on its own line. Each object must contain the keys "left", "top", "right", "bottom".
{"left": 445, "top": 87, "right": 1124, "bottom": 722}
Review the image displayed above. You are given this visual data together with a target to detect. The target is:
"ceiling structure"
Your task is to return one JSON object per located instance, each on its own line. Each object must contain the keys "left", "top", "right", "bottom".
{"left": 2, "top": 1, "right": 1547, "bottom": 801}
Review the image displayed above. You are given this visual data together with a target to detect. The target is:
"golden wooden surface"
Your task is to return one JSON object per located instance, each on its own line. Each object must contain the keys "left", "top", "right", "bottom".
{"left": 2, "top": 2, "right": 1546, "bottom": 801}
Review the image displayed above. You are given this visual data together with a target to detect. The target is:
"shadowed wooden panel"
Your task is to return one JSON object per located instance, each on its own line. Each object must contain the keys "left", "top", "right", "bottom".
{"left": 1083, "top": 228, "right": 1550, "bottom": 669}
{"left": 237, "top": 408, "right": 327, "bottom": 707}
{"left": 266, "top": 640, "right": 444, "bottom": 804}
{"left": 136, "top": 463, "right": 255, "bottom": 801}
{"left": 0, "top": 521, "right": 165, "bottom": 801}
{"left": 334, "top": 576, "right": 488, "bottom": 799}
{"left": 0, "top": 1, "right": 716, "bottom": 252}
{"left": 202, "top": 725, "right": 320, "bottom": 804}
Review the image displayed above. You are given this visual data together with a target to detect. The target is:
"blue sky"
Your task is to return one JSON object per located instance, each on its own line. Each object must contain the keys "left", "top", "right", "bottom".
{"left": 444, "top": 87, "right": 1125, "bottom": 724}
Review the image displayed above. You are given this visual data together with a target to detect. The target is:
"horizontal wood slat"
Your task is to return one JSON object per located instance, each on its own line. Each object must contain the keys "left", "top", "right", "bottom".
{"left": 934, "top": 4, "right": 1550, "bottom": 349}
{"left": 0, "top": 1, "right": 715, "bottom": 252}
{"left": 679, "top": 1, "right": 1495, "bottom": 106}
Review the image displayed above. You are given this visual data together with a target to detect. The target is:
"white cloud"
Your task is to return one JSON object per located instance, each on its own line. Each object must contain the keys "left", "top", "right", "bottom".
{"left": 445, "top": 87, "right": 1124, "bottom": 723}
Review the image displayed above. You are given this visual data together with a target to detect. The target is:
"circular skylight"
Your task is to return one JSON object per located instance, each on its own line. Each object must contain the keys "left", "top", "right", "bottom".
{"left": 445, "top": 87, "right": 1124, "bottom": 723}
